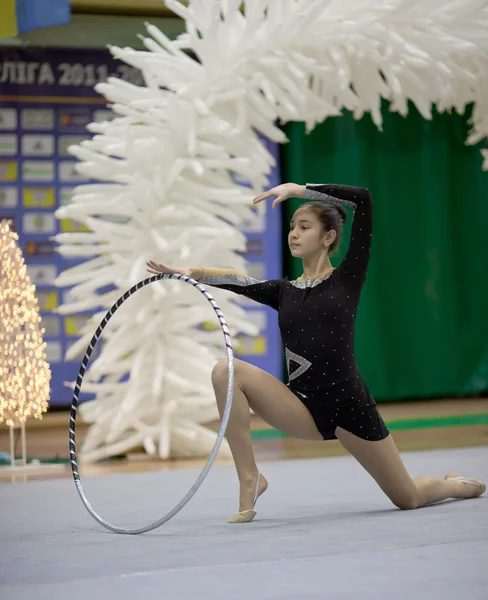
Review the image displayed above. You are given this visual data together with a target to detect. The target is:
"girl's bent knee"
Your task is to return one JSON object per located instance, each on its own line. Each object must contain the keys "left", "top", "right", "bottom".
{"left": 392, "top": 495, "right": 418, "bottom": 510}
{"left": 211, "top": 359, "right": 231, "bottom": 388}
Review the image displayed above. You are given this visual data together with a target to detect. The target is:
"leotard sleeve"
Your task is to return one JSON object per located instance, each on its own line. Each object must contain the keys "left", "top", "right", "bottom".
{"left": 303, "top": 183, "right": 372, "bottom": 287}
{"left": 198, "top": 268, "right": 283, "bottom": 310}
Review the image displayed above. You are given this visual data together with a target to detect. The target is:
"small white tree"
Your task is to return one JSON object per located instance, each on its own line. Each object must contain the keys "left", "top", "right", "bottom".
{"left": 0, "top": 219, "right": 51, "bottom": 468}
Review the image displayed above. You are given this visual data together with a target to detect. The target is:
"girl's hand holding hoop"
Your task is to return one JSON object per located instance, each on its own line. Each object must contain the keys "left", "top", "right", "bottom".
{"left": 252, "top": 183, "right": 306, "bottom": 209}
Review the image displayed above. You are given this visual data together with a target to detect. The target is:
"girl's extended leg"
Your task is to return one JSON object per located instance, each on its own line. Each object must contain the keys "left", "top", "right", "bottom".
{"left": 212, "top": 358, "right": 323, "bottom": 515}
{"left": 335, "top": 426, "right": 485, "bottom": 509}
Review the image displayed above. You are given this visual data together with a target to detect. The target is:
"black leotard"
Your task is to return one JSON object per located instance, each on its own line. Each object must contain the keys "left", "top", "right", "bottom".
{"left": 200, "top": 183, "right": 389, "bottom": 441}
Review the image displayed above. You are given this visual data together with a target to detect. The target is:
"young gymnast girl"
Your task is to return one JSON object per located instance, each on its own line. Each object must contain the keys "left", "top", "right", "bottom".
{"left": 146, "top": 182, "right": 485, "bottom": 523}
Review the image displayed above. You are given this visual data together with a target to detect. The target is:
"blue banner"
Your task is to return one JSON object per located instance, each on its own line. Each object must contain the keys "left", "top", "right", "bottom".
{"left": 0, "top": 47, "right": 283, "bottom": 406}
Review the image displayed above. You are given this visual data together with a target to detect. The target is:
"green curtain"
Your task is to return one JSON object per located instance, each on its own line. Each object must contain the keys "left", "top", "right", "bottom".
{"left": 281, "top": 104, "right": 488, "bottom": 401}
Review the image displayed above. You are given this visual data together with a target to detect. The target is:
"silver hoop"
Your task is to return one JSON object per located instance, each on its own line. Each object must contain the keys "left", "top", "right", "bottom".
{"left": 69, "top": 273, "right": 234, "bottom": 534}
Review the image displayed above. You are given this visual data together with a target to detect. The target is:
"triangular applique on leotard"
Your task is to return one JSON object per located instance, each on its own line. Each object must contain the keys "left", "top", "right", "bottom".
{"left": 285, "top": 347, "right": 312, "bottom": 381}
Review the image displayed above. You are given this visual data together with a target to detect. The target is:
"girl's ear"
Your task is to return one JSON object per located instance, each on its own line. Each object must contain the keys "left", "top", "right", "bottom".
{"left": 324, "top": 229, "right": 337, "bottom": 247}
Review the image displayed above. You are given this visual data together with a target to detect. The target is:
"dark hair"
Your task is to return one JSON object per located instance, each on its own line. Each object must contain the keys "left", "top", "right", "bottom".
{"left": 295, "top": 201, "right": 347, "bottom": 253}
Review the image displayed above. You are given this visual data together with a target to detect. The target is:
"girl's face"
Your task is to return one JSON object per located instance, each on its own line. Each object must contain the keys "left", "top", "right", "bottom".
{"left": 288, "top": 209, "right": 335, "bottom": 258}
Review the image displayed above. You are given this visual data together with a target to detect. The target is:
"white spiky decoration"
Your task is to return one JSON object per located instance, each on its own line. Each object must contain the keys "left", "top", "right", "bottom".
{"left": 52, "top": 0, "right": 488, "bottom": 462}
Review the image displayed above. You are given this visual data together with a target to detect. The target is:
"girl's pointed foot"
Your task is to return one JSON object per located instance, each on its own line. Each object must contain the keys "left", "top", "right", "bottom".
{"left": 445, "top": 472, "right": 486, "bottom": 498}
{"left": 227, "top": 472, "right": 268, "bottom": 523}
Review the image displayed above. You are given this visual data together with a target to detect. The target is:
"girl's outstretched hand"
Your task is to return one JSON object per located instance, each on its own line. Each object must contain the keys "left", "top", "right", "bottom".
{"left": 146, "top": 261, "right": 194, "bottom": 278}
{"left": 252, "top": 183, "right": 305, "bottom": 209}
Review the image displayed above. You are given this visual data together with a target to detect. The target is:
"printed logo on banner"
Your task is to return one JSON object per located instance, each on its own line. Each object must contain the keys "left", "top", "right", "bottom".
{"left": 21, "top": 135, "right": 55, "bottom": 157}
{"left": 0, "top": 108, "right": 17, "bottom": 130}
{"left": 22, "top": 161, "right": 55, "bottom": 182}
{"left": 59, "top": 187, "right": 75, "bottom": 205}
{"left": 0, "top": 215, "right": 16, "bottom": 231}
{"left": 21, "top": 109, "right": 55, "bottom": 130}
{"left": 0, "top": 187, "right": 18, "bottom": 207}
{"left": 58, "top": 135, "right": 89, "bottom": 157}
{"left": 23, "top": 187, "right": 55, "bottom": 208}
{"left": 58, "top": 108, "right": 92, "bottom": 131}
{"left": 45, "top": 341, "right": 62, "bottom": 363}
{"left": 23, "top": 213, "right": 57, "bottom": 234}
{"left": 39, "top": 316, "right": 61, "bottom": 336}
{"left": 25, "top": 240, "right": 57, "bottom": 257}
{"left": 0, "top": 160, "right": 18, "bottom": 181}
{"left": 65, "top": 316, "right": 90, "bottom": 337}
{"left": 235, "top": 335, "right": 267, "bottom": 356}
{"left": 36, "top": 290, "right": 59, "bottom": 311}
{"left": 0, "top": 135, "right": 18, "bottom": 156}
{"left": 58, "top": 161, "right": 88, "bottom": 183}
{"left": 60, "top": 218, "right": 90, "bottom": 233}
{"left": 26, "top": 264, "right": 57, "bottom": 286}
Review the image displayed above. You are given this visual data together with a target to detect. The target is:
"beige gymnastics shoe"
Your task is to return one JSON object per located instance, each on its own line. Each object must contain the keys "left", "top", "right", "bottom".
{"left": 227, "top": 473, "right": 263, "bottom": 523}
{"left": 445, "top": 472, "right": 486, "bottom": 497}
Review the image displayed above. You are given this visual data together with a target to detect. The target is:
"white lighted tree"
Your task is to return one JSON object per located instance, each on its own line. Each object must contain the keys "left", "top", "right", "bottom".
{"left": 0, "top": 219, "right": 50, "bottom": 469}
{"left": 52, "top": 0, "right": 488, "bottom": 463}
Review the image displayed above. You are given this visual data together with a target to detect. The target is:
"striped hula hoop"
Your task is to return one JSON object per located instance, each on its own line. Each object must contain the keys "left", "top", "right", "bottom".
{"left": 69, "top": 273, "right": 235, "bottom": 534}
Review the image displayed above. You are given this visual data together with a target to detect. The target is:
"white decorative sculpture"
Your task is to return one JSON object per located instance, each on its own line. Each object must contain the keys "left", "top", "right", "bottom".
{"left": 52, "top": 0, "right": 488, "bottom": 462}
